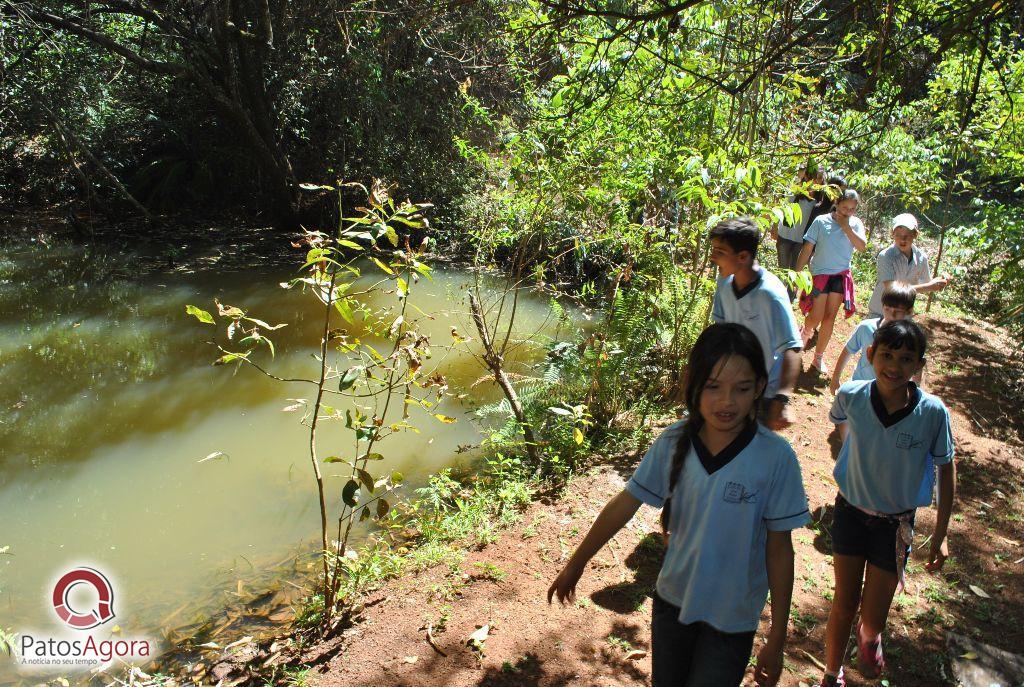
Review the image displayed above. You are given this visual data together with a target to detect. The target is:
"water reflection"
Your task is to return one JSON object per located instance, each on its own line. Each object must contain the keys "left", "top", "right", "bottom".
{"left": 0, "top": 238, "right": 570, "bottom": 680}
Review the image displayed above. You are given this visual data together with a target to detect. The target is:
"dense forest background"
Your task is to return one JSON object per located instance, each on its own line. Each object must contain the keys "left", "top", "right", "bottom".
{"left": 2, "top": 0, "right": 1023, "bottom": 321}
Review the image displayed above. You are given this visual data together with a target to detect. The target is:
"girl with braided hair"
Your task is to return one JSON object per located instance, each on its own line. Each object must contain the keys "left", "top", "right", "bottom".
{"left": 548, "top": 323, "right": 810, "bottom": 686}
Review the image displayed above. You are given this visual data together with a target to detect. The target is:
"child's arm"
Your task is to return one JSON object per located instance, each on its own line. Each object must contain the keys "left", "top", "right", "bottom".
{"left": 794, "top": 241, "right": 815, "bottom": 272}
{"left": 829, "top": 347, "right": 853, "bottom": 394}
{"left": 926, "top": 460, "right": 956, "bottom": 572}
{"left": 754, "top": 530, "right": 796, "bottom": 687}
{"left": 910, "top": 277, "right": 948, "bottom": 293}
{"left": 548, "top": 489, "right": 642, "bottom": 604}
{"left": 766, "top": 349, "right": 800, "bottom": 430}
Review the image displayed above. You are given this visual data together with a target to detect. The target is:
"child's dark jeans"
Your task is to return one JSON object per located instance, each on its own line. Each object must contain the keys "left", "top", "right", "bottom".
{"left": 651, "top": 593, "right": 755, "bottom": 687}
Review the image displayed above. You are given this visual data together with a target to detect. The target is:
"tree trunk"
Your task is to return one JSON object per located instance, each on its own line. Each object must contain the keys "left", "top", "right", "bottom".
{"left": 468, "top": 293, "right": 540, "bottom": 465}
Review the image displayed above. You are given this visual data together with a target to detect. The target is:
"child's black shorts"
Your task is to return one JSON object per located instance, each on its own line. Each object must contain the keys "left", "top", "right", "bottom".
{"left": 830, "top": 494, "right": 914, "bottom": 573}
{"left": 813, "top": 273, "right": 847, "bottom": 295}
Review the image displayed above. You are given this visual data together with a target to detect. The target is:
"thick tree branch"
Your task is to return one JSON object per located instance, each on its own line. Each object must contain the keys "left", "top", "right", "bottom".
{"left": 536, "top": 0, "right": 705, "bottom": 23}
{"left": 16, "top": 8, "right": 180, "bottom": 74}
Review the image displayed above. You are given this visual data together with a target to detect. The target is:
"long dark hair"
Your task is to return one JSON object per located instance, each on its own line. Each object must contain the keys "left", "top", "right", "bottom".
{"left": 661, "top": 323, "right": 768, "bottom": 535}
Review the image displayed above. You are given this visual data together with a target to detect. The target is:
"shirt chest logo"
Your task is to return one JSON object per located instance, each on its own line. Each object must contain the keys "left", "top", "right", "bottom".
{"left": 723, "top": 481, "right": 758, "bottom": 504}
{"left": 896, "top": 432, "right": 923, "bottom": 450}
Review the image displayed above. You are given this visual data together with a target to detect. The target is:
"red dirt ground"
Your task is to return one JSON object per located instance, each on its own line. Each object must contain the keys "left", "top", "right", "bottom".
{"left": 307, "top": 312, "right": 1024, "bottom": 687}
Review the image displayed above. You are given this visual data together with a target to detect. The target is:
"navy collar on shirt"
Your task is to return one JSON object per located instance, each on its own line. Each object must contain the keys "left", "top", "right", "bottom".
{"left": 692, "top": 420, "right": 758, "bottom": 474}
{"left": 869, "top": 381, "right": 922, "bottom": 428}
{"left": 731, "top": 269, "right": 763, "bottom": 300}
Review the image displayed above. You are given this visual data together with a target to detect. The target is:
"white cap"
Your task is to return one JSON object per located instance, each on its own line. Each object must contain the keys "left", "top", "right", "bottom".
{"left": 891, "top": 213, "right": 919, "bottom": 231}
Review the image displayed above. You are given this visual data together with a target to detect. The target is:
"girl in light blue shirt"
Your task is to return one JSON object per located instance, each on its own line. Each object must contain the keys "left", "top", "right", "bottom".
{"left": 795, "top": 189, "right": 868, "bottom": 375}
{"left": 548, "top": 323, "right": 809, "bottom": 687}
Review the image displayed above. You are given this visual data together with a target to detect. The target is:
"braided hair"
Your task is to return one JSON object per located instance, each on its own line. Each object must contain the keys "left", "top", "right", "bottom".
{"left": 661, "top": 323, "right": 768, "bottom": 535}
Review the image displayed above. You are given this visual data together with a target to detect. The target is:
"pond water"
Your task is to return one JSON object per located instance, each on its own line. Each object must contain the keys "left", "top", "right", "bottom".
{"left": 0, "top": 236, "right": 571, "bottom": 682}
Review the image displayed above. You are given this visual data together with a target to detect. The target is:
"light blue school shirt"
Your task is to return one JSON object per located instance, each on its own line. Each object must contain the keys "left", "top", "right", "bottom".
{"left": 844, "top": 317, "right": 881, "bottom": 382}
{"left": 802, "top": 214, "right": 866, "bottom": 276}
{"left": 829, "top": 380, "right": 954, "bottom": 514}
{"left": 626, "top": 420, "right": 810, "bottom": 633}
{"left": 867, "top": 244, "right": 931, "bottom": 316}
{"left": 712, "top": 267, "right": 802, "bottom": 398}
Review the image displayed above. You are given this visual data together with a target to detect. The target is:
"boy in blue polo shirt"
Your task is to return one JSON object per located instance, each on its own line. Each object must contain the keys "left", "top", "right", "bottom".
{"left": 710, "top": 217, "right": 803, "bottom": 430}
{"left": 867, "top": 213, "right": 951, "bottom": 318}
{"left": 829, "top": 282, "right": 916, "bottom": 395}
{"left": 813, "top": 320, "right": 955, "bottom": 687}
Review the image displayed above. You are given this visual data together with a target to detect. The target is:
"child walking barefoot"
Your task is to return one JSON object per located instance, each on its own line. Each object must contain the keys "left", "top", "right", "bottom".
{"left": 815, "top": 320, "right": 956, "bottom": 686}
{"left": 548, "top": 323, "right": 810, "bottom": 687}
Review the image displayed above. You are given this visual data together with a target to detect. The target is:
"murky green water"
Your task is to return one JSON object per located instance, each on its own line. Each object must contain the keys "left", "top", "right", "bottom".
{"left": 0, "top": 237, "right": 569, "bottom": 681}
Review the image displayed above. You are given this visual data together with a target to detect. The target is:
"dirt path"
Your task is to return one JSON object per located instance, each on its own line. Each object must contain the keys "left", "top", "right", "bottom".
{"left": 309, "top": 312, "right": 1024, "bottom": 687}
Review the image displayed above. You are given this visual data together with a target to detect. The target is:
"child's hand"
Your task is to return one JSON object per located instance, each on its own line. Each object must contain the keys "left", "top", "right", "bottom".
{"left": 754, "top": 639, "right": 784, "bottom": 687}
{"left": 925, "top": 539, "right": 949, "bottom": 572}
{"left": 829, "top": 377, "right": 840, "bottom": 395}
{"left": 764, "top": 399, "right": 792, "bottom": 431}
{"left": 547, "top": 562, "right": 585, "bottom": 605}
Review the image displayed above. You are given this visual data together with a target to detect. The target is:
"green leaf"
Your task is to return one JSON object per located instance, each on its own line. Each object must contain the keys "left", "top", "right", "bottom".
{"left": 573, "top": 427, "right": 585, "bottom": 445}
{"left": 749, "top": 165, "right": 761, "bottom": 188}
{"left": 356, "top": 468, "right": 375, "bottom": 491}
{"left": 788, "top": 202, "right": 803, "bottom": 227}
{"left": 244, "top": 316, "right": 288, "bottom": 331}
{"left": 433, "top": 413, "right": 457, "bottom": 424}
{"left": 186, "top": 305, "right": 215, "bottom": 325}
{"left": 342, "top": 479, "right": 360, "bottom": 507}
{"left": 361, "top": 452, "right": 384, "bottom": 461}
{"left": 391, "top": 470, "right": 404, "bottom": 484}
{"left": 323, "top": 455, "right": 346, "bottom": 464}
{"left": 782, "top": 203, "right": 795, "bottom": 227}
{"left": 334, "top": 298, "right": 356, "bottom": 324}
{"left": 339, "top": 366, "right": 363, "bottom": 391}
{"left": 371, "top": 257, "right": 394, "bottom": 275}
{"left": 390, "top": 214, "right": 426, "bottom": 229}
{"left": 384, "top": 224, "right": 399, "bottom": 247}
{"left": 213, "top": 352, "right": 248, "bottom": 365}
{"left": 550, "top": 86, "right": 568, "bottom": 109}
{"left": 396, "top": 277, "right": 408, "bottom": 299}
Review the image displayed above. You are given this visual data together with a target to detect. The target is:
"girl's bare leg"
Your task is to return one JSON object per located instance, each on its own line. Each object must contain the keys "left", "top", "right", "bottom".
{"left": 823, "top": 554, "right": 866, "bottom": 675}
{"left": 802, "top": 294, "right": 828, "bottom": 347}
{"left": 814, "top": 292, "right": 845, "bottom": 358}
{"left": 859, "top": 563, "right": 899, "bottom": 640}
